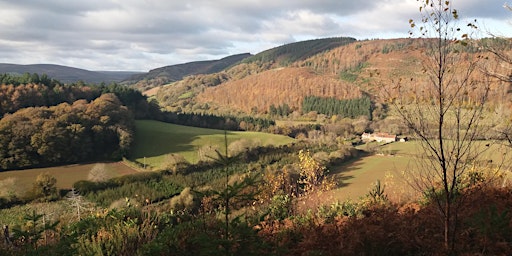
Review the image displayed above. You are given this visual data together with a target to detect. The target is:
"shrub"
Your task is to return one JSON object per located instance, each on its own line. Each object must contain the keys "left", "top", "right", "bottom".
{"left": 30, "top": 173, "right": 59, "bottom": 202}
{"left": 169, "top": 187, "right": 197, "bottom": 212}
{"left": 316, "top": 200, "right": 360, "bottom": 221}
{"left": 85, "top": 179, "right": 182, "bottom": 207}
{"left": 228, "top": 139, "right": 261, "bottom": 156}
{"left": 73, "top": 180, "right": 109, "bottom": 194}
{"left": 268, "top": 193, "right": 294, "bottom": 221}
{"left": 72, "top": 214, "right": 157, "bottom": 255}
{"left": 0, "top": 178, "right": 20, "bottom": 199}
{"left": 160, "top": 153, "right": 190, "bottom": 174}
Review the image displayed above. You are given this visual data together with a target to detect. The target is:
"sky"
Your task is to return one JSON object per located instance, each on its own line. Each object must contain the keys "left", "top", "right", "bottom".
{"left": 0, "top": 0, "right": 510, "bottom": 71}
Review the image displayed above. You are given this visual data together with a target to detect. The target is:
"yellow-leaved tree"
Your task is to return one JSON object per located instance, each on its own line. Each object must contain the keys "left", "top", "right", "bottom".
{"left": 297, "top": 149, "right": 336, "bottom": 195}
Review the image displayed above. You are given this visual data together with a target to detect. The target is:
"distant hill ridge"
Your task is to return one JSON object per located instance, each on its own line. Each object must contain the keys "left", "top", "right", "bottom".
{"left": 0, "top": 63, "right": 142, "bottom": 84}
{"left": 153, "top": 37, "right": 512, "bottom": 115}
{"left": 126, "top": 53, "right": 252, "bottom": 86}
{"left": 243, "top": 37, "right": 357, "bottom": 65}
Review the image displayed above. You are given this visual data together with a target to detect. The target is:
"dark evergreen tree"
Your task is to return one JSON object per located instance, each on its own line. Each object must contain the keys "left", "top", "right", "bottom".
{"left": 302, "top": 96, "right": 372, "bottom": 119}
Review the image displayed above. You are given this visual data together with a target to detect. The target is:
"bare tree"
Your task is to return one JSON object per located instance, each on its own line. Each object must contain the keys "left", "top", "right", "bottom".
{"left": 399, "top": 0, "right": 490, "bottom": 252}
{"left": 479, "top": 6, "right": 512, "bottom": 145}
{"left": 66, "top": 188, "right": 92, "bottom": 221}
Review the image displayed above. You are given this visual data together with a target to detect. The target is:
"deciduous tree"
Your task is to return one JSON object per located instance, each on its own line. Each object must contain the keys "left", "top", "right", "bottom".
{"left": 32, "top": 173, "right": 58, "bottom": 201}
{"left": 400, "top": 0, "right": 490, "bottom": 252}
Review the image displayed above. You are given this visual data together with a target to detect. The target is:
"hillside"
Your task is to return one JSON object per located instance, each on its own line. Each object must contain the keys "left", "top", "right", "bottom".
{"left": 169, "top": 38, "right": 512, "bottom": 115}
{"left": 242, "top": 37, "right": 357, "bottom": 65}
{"left": 2, "top": 37, "right": 512, "bottom": 256}
{"left": 197, "top": 67, "right": 363, "bottom": 114}
{"left": 155, "top": 37, "right": 360, "bottom": 112}
{"left": 131, "top": 120, "right": 295, "bottom": 166}
{"left": 126, "top": 53, "right": 252, "bottom": 88}
{"left": 0, "top": 63, "right": 141, "bottom": 84}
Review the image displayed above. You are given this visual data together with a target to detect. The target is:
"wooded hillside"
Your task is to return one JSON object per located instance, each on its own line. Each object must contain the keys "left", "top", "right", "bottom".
{"left": 0, "top": 94, "right": 134, "bottom": 170}
{"left": 126, "top": 53, "right": 252, "bottom": 89}
{"left": 180, "top": 38, "right": 512, "bottom": 115}
{"left": 196, "top": 67, "right": 363, "bottom": 113}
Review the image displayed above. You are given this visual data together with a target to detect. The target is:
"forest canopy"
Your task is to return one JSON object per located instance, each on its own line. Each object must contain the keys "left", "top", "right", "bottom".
{"left": 0, "top": 73, "right": 167, "bottom": 170}
{"left": 302, "top": 96, "right": 372, "bottom": 119}
{"left": 0, "top": 73, "right": 160, "bottom": 119}
{"left": 0, "top": 93, "right": 134, "bottom": 170}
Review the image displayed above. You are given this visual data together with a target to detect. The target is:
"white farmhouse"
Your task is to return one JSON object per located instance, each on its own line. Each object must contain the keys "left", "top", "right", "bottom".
{"left": 361, "top": 132, "right": 397, "bottom": 143}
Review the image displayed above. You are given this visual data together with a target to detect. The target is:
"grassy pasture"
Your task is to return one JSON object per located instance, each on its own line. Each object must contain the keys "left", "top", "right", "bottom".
{"left": 274, "top": 120, "right": 318, "bottom": 127}
{"left": 325, "top": 140, "right": 512, "bottom": 202}
{"left": 0, "top": 120, "right": 294, "bottom": 191}
{"left": 0, "top": 162, "right": 139, "bottom": 191}
{"left": 327, "top": 153, "right": 415, "bottom": 202}
{"left": 130, "top": 120, "right": 295, "bottom": 168}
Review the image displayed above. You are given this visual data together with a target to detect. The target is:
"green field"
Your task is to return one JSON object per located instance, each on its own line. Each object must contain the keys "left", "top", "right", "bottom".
{"left": 0, "top": 120, "right": 294, "bottom": 191}
{"left": 327, "top": 140, "right": 512, "bottom": 202}
{"left": 3, "top": 119, "right": 510, "bottom": 203}
{"left": 130, "top": 120, "right": 296, "bottom": 167}
{"left": 330, "top": 154, "right": 414, "bottom": 200}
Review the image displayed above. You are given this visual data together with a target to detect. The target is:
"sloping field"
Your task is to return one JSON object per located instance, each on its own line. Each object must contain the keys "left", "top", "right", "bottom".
{"left": 331, "top": 153, "right": 414, "bottom": 200}
{"left": 299, "top": 152, "right": 416, "bottom": 211}
{"left": 0, "top": 120, "right": 294, "bottom": 191}
{"left": 0, "top": 162, "right": 138, "bottom": 190}
{"left": 306, "top": 140, "right": 512, "bottom": 207}
{"left": 131, "top": 120, "right": 295, "bottom": 167}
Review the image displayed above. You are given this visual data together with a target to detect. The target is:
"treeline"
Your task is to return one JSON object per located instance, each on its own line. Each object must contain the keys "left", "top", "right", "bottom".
{"left": 0, "top": 72, "right": 58, "bottom": 87}
{"left": 98, "top": 83, "right": 161, "bottom": 119}
{"left": 243, "top": 37, "right": 357, "bottom": 65}
{"left": 302, "top": 96, "right": 372, "bottom": 119}
{"left": 0, "top": 82, "right": 97, "bottom": 117}
{"left": 161, "top": 112, "right": 275, "bottom": 131}
{"left": 0, "top": 73, "right": 159, "bottom": 119}
{"left": 0, "top": 94, "right": 134, "bottom": 170}
{"left": 269, "top": 103, "right": 292, "bottom": 117}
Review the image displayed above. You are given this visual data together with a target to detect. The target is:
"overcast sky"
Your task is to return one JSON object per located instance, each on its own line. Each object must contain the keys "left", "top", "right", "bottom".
{"left": 0, "top": 0, "right": 510, "bottom": 71}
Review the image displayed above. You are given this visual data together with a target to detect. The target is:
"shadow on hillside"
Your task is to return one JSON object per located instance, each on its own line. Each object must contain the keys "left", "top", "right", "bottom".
{"left": 329, "top": 152, "right": 369, "bottom": 189}
{"left": 130, "top": 126, "right": 237, "bottom": 160}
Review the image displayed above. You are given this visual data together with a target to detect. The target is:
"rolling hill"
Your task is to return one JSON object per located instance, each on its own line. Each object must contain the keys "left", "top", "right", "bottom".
{"left": 156, "top": 37, "right": 512, "bottom": 115}
{"left": 155, "top": 37, "right": 361, "bottom": 112}
{"left": 242, "top": 37, "right": 356, "bottom": 65}
{"left": 131, "top": 120, "right": 295, "bottom": 167}
{"left": 0, "top": 63, "right": 142, "bottom": 84}
{"left": 125, "top": 53, "right": 252, "bottom": 88}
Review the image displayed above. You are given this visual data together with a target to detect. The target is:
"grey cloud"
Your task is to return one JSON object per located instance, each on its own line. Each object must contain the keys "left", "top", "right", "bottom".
{"left": 9, "top": 0, "right": 118, "bottom": 15}
{"left": 457, "top": 0, "right": 509, "bottom": 19}
{"left": 0, "top": 0, "right": 508, "bottom": 70}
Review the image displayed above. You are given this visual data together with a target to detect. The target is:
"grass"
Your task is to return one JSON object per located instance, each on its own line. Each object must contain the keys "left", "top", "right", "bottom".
{"left": 0, "top": 162, "right": 139, "bottom": 191}
{"left": 130, "top": 120, "right": 295, "bottom": 167}
{"left": 178, "top": 91, "right": 193, "bottom": 99}
{"left": 328, "top": 153, "right": 414, "bottom": 201}
{"left": 326, "top": 140, "right": 512, "bottom": 202}
{"left": 0, "top": 120, "right": 294, "bottom": 191}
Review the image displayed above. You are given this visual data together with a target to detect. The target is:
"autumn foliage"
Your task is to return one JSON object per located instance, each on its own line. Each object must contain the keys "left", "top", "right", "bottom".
{"left": 183, "top": 38, "right": 512, "bottom": 116}
{"left": 0, "top": 93, "right": 134, "bottom": 170}
{"left": 197, "top": 67, "right": 364, "bottom": 114}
